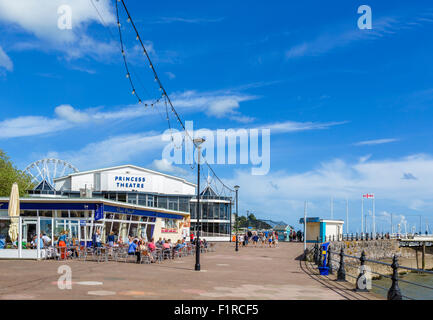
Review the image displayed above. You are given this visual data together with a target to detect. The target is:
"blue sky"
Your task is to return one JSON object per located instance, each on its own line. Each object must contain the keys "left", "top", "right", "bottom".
{"left": 1, "top": 0, "right": 433, "bottom": 232}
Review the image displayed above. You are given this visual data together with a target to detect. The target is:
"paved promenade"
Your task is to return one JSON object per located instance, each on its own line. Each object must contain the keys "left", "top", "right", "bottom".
{"left": 0, "top": 242, "right": 382, "bottom": 300}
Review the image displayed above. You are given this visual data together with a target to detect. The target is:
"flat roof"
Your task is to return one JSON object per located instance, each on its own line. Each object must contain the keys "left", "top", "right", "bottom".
{"left": 53, "top": 164, "right": 197, "bottom": 188}
{"left": 299, "top": 217, "right": 344, "bottom": 224}
{"left": 0, "top": 196, "right": 189, "bottom": 219}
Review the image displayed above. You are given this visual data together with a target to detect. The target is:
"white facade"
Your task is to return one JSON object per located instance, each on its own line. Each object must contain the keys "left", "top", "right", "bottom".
{"left": 323, "top": 220, "right": 344, "bottom": 240}
{"left": 54, "top": 165, "right": 196, "bottom": 196}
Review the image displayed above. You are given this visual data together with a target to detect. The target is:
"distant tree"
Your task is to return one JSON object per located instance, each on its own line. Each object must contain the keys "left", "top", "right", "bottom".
{"left": 0, "top": 150, "right": 33, "bottom": 197}
{"left": 236, "top": 214, "right": 272, "bottom": 229}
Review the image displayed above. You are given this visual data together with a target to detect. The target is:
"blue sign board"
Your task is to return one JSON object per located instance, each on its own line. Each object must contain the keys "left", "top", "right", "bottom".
{"left": 95, "top": 204, "right": 104, "bottom": 221}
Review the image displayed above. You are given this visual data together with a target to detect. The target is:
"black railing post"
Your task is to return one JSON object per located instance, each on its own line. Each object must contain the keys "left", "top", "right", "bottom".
{"left": 356, "top": 233, "right": 359, "bottom": 241}
{"left": 366, "top": 233, "right": 369, "bottom": 241}
{"left": 356, "top": 251, "right": 369, "bottom": 292}
{"left": 388, "top": 255, "right": 403, "bottom": 300}
{"left": 333, "top": 235, "right": 335, "bottom": 242}
{"left": 314, "top": 243, "right": 319, "bottom": 265}
{"left": 337, "top": 248, "right": 346, "bottom": 281}
{"left": 327, "top": 246, "right": 333, "bottom": 274}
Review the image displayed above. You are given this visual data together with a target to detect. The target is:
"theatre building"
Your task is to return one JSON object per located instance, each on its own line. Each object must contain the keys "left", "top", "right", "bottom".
{"left": 0, "top": 164, "right": 232, "bottom": 259}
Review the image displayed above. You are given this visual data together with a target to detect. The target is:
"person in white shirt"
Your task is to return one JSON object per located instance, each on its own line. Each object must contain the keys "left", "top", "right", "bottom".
{"left": 41, "top": 233, "right": 51, "bottom": 246}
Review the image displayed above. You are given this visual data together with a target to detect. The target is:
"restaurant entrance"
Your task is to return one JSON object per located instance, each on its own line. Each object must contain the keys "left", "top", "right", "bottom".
{"left": 22, "top": 219, "right": 37, "bottom": 244}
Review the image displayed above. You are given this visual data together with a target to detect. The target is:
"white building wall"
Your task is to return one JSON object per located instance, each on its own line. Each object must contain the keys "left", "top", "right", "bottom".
{"left": 54, "top": 165, "right": 196, "bottom": 196}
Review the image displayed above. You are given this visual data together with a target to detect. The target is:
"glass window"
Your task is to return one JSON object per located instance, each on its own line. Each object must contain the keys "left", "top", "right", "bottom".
{"left": 147, "top": 195, "right": 154, "bottom": 207}
{"left": 21, "top": 210, "right": 37, "bottom": 217}
{"left": 202, "top": 204, "right": 208, "bottom": 219}
{"left": 179, "top": 197, "right": 189, "bottom": 213}
{"left": 109, "top": 193, "right": 116, "bottom": 201}
{"left": 127, "top": 193, "right": 137, "bottom": 204}
{"left": 138, "top": 194, "right": 146, "bottom": 206}
{"left": 190, "top": 203, "right": 196, "bottom": 219}
{"left": 158, "top": 196, "right": 167, "bottom": 209}
{"left": 218, "top": 204, "right": 224, "bottom": 220}
{"left": 39, "top": 210, "right": 53, "bottom": 217}
{"left": 117, "top": 193, "right": 126, "bottom": 203}
{"left": 70, "top": 211, "right": 80, "bottom": 218}
{"left": 61, "top": 211, "right": 69, "bottom": 218}
{"left": 168, "top": 197, "right": 178, "bottom": 211}
{"left": 213, "top": 204, "right": 219, "bottom": 220}
{"left": 0, "top": 219, "right": 12, "bottom": 247}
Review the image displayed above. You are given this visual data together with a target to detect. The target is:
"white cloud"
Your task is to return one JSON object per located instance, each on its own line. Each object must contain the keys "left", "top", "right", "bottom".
{"left": 0, "top": 0, "right": 116, "bottom": 61}
{"left": 0, "top": 46, "right": 13, "bottom": 71}
{"left": 57, "top": 132, "right": 165, "bottom": 170}
{"left": 171, "top": 90, "right": 258, "bottom": 120}
{"left": 223, "top": 154, "right": 433, "bottom": 222}
{"left": 151, "top": 159, "right": 188, "bottom": 176}
{"left": 355, "top": 138, "right": 399, "bottom": 146}
{"left": 0, "top": 0, "right": 114, "bottom": 42}
{"left": 286, "top": 14, "right": 433, "bottom": 59}
{"left": 263, "top": 120, "right": 347, "bottom": 134}
{"left": 152, "top": 17, "right": 224, "bottom": 24}
{"left": 0, "top": 116, "right": 70, "bottom": 138}
{"left": 55, "top": 104, "right": 90, "bottom": 123}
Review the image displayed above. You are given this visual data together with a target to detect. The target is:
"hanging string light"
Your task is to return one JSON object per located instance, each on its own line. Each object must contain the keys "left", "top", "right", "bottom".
{"left": 114, "top": 0, "right": 235, "bottom": 194}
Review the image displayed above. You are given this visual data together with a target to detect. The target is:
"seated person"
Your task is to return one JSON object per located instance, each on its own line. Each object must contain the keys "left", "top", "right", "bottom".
{"left": 162, "top": 241, "right": 170, "bottom": 250}
{"left": 147, "top": 238, "right": 156, "bottom": 252}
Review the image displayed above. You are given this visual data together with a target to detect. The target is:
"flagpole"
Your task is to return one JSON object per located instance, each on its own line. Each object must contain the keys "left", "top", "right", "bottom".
{"left": 303, "top": 201, "right": 307, "bottom": 251}
{"left": 373, "top": 196, "right": 376, "bottom": 236}
{"left": 346, "top": 198, "right": 349, "bottom": 234}
{"left": 361, "top": 196, "right": 364, "bottom": 235}
{"left": 331, "top": 196, "right": 334, "bottom": 220}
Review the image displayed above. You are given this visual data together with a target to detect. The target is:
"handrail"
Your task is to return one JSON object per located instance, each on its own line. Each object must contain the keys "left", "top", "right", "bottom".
{"left": 311, "top": 239, "right": 433, "bottom": 300}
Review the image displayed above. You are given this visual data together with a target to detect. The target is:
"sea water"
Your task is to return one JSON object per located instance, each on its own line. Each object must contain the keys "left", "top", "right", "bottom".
{"left": 371, "top": 272, "right": 433, "bottom": 300}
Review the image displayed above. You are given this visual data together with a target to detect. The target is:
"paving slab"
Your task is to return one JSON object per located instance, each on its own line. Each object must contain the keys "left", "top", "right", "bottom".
{"left": 0, "top": 242, "right": 382, "bottom": 300}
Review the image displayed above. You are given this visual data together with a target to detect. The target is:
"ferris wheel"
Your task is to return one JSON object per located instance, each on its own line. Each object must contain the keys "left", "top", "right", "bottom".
{"left": 24, "top": 159, "right": 79, "bottom": 188}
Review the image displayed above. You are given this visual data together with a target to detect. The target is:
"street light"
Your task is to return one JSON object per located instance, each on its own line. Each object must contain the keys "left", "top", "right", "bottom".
{"left": 194, "top": 137, "right": 205, "bottom": 271}
{"left": 234, "top": 185, "right": 240, "bottom": 252}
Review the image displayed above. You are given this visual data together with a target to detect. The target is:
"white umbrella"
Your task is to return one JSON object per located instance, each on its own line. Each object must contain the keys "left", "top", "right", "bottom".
{"left": 8, "top": 183, "right": 20, "bottom": 244}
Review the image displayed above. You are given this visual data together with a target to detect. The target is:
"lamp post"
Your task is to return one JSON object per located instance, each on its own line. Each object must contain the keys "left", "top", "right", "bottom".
{"left": 234, "top": 185, "right": 240, "bottom": 252}
{"left": 194, "top": 137, "right": 205, "bottom": 271}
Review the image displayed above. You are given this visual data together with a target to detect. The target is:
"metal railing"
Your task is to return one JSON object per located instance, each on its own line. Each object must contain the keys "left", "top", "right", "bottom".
{"left": 319, "top": 233, "right": 430, "bottom": 242}
{"left": 310, "top": 239, "right": 433, "bottom": 300}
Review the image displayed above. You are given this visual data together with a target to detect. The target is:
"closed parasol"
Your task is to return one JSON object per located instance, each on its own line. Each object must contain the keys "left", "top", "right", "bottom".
{"left": 8, "top": 183, "right": 20, "bottom": 244}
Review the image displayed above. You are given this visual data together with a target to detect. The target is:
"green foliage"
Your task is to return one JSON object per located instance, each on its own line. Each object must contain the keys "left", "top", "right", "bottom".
{"left": 0, "top": 150, "right": 33, "bottom": 197}
{"left": 236, "top": 214, "right": 272, "bottom": 230}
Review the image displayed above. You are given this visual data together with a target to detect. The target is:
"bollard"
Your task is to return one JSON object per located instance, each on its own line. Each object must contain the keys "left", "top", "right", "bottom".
{"left": 356, "top": 233, "right": 359, "bottom": 241}
{"left": 388, "top": 255, "right": 403, "bottom": 300}
{"left": 337, "top": 248, "right": 346, "bottom": 281}
{"left": 366, "top": 233, "right": 369, "bottom": 241}
{"left": 327, "top": 246, "right": 333, "bottom": 274}
{"left": 356, "top": 251, "right": 369, "bottom": 292}
{"left": 351, "top": 233, "right": 354, "bottom": 241}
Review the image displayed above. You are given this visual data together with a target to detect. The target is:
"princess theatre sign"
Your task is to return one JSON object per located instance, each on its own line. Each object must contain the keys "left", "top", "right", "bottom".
{"left": 106, "top": 174, "right": 150, "bottom": 191}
